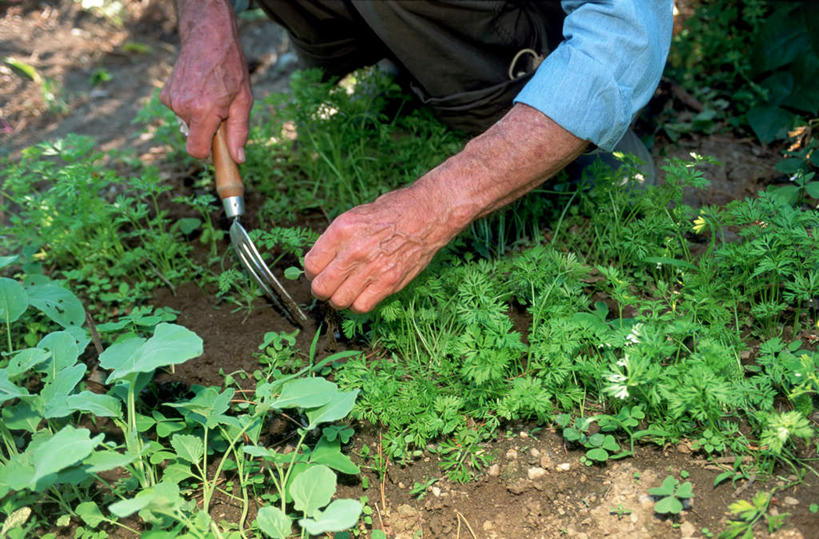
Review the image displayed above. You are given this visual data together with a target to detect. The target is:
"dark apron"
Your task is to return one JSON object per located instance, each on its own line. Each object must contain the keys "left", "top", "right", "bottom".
{"left": 256, "top": 0, "right": 565, "bottom": 134}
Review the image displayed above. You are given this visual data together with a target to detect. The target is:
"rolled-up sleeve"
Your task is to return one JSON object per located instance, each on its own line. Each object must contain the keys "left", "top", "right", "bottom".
{"left": 514, "top": 0, "right": 673, "bottom": 150}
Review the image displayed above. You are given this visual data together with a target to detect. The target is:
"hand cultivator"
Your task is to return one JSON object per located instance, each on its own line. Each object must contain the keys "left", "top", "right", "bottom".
{"left": 212, "top": 124, "right": 309, "bottom": 327}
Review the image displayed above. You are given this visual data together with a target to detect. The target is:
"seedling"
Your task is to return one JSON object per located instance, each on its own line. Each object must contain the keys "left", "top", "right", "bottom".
{"left": 610, "top": 504, "right": 632, "bottom": 520}
{"left": 647, "top": 475, "right": 694, "bottom": 515}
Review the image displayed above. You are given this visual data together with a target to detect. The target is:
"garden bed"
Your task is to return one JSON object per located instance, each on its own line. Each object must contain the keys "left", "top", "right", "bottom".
{"left": 2, "top": 2, "right": 818, "bottom": 538}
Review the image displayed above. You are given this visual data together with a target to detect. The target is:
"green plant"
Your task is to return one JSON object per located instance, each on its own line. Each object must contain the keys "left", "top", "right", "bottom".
{"left": 719, "top": 490, "right": 788, "bottom": 538}
{"left": 647, "top": 475, "right": 694, "bottom": 515}
{"left": 609, "top": 504, "right": 632, "bottom": 520}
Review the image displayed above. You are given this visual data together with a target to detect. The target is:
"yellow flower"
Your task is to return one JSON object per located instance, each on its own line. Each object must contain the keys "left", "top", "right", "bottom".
{"left": 692, "top": 216, "right": 707, "bottom": 234}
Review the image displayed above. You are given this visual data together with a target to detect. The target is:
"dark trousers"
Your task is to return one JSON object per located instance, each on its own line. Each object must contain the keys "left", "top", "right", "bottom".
{"left": 257, "top": 0, "right": 564, "bottom": 134}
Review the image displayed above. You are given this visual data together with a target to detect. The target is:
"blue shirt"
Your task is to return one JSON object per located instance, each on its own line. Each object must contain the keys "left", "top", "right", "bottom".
{"left": 515, "top": 0, "right": 674, "bottom": 151}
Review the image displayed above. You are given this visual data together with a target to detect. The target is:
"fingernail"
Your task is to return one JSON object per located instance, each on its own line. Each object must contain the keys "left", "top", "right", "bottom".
{"left": 238, "top": 148, "right": 245, "bottom": 163}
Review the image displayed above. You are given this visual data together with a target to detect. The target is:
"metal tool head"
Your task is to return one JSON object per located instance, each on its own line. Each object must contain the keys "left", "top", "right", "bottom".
{"left": 229, "top": 219, "right": 309, "bottom": 327}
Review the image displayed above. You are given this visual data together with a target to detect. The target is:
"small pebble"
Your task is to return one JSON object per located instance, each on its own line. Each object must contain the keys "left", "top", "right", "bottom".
{"left": 519, "top": 431, "right": 529, "bottom": 439}
{"left": 557, "top": 462, "right": 571, "bottom": 471}
{"left": 506, "top": 449, "right": 518, "bottom": 460}
{"left": 783, "top": 496, "right": 799, "bottom": 506}
{"left": 398, "top": 482, "right": 405, "bottom": 489}
{"left": 529, "top": 447, "right": 540, "bottom": 458}
{"left": 527, "top": 467, "right": 546, "bottom": 480}
{"left": 487, "top": 464, "right": 500, "bottom": 477}
{"left": 431, "top": 486, "right": 441, "bottom": 497}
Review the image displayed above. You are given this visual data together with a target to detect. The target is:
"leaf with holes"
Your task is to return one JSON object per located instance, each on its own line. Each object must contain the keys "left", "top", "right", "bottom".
{"left": 26, "top": 283, "right": 85, "bottom": 328}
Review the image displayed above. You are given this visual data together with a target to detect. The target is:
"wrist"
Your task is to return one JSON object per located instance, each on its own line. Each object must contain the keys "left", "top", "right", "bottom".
{"left": 177, "top": 0, "right": 238, "bottom": 45}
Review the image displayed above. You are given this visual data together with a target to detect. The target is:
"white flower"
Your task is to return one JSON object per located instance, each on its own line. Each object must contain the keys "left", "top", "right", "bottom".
{"left": 625, "top": 324, "right": 643, "bottom": 346}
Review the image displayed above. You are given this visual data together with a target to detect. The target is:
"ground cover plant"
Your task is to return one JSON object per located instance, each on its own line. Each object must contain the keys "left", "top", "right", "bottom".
{"left": 2, "top": 9, "right": 818, "bottom": 535}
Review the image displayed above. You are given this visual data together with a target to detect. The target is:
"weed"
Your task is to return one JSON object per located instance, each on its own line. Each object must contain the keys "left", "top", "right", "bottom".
{"left": 720, "top": 490, "right": 788, "bottom": 538}
{"left": 647, "top": 475, "right": 694, "bottom": 515}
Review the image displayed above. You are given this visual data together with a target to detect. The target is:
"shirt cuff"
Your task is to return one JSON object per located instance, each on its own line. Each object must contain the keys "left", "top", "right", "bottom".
{"left": 515, "top": 46, "right": 631, "bottom": 152}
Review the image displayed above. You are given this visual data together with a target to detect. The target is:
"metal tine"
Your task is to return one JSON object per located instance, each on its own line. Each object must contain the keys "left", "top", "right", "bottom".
{"left": 230, "top": 222, "right": 309, "bottom": 325}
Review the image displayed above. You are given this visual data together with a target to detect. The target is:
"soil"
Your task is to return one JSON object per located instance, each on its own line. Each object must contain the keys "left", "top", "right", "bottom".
{"left": 4, "top": 2, "right": 818, "bottom": 538}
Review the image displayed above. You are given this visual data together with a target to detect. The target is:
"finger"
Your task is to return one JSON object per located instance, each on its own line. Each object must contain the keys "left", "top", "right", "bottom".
{"left": 304, "top": 237, "right": 339, "bottom": 281}
{"left": 328, "top": 272, "right": 372, "bottom": 311}
{"left": 350, "top": 282, "right": 389, "bottom": 314}
{"left": 309, "top": 257, "right": 354, "bottom": 301}
{"left": 186, "top": 112, "right": 223, "bottom": 159}
{"left": 226, "top": 89, "right": 252, "bottom": 163}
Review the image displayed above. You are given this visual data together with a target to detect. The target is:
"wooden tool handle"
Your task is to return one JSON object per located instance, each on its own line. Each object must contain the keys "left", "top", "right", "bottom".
{"left": 212, "top": 123, "right": 244, "bottom": 200}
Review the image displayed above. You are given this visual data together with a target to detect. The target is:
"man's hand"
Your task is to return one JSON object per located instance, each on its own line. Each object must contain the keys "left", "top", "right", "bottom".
{"left": 305, "top": 103, "right": 588, "bottom": 313}
{"left": 304, "top": 184, "right": 464, "bottom": 313}
{"left": 160, "top": 0, "right": 252, "bottom": 163}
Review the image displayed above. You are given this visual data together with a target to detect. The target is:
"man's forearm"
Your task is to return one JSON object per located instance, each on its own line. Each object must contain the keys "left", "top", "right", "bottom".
{"left": 176, "top": 0, "right": 239, "bottom": 45}
{"left": 413, "top": 103, "right": 589, "bottom": 232}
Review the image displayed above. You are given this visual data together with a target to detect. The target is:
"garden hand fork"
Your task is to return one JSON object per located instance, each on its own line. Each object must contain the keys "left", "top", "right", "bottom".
{"left": 212, "top": 123, "right": 309, "bottom": 327}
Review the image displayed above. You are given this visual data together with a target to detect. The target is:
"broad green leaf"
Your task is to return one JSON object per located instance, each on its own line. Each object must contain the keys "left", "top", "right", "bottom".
{"left": 307, "top": 389, "right": 359, "bottom": 428}
{"left": 1, "top": 402, "right": 40, "bottom": 432}
{"left": 587, "top": 433, "right": 605, "bottom": 447}
{"left": 162, "top": 462, "right": 196, "bottom": 484}
{"left": 41, "top": 364, "right": 87, "bottom": 419}
{"left": 747, "top": 105, "right": 793, "bottom": 144}
{"left": 585, "top": 448, "right": 609, "bottom": 462}
{"left": 647, "top": 476, "right": 677, "bottom": 497}
{"left": 602, "top": 435, "right": 620, "bottom": 452}
{"left": 272, "top": 377, "right": 336, "bottom": 409}
{"left": 109, "top": 481, "right": 181, "bottom": 518}
{"left": 0, "top": 277, "right": 28, "bottom": 325}
{"left": 309, "top": 437, "right": 360, "bottom": 475}
{"left": 83, "top": 450, "right": 136, "bottom": 473}
{"left": 256, "top": 506, "right": 292, "bottom": 539}
{"left": 675, "top": 481, "right": 694, "bottom": 499}
{"left": 289, "top": 464, "right": 336, "bottom": 517}
{"left": 99, "top": 336, "right": 145, "bottom": 374}
{"left": 27, "top": 283, "right": 84, "bottom": 328}
{"left": 654, "top": 495, "right": 683, "bottom": 514}
{"left": 6, "top": 348, "right": 50, "bottom": 380}
{"left": 75, "top": 501, "right": 106, "bottom": 528}
{"left": 171, "top": 434, "right": 204, "bottom": 464}
{"left": 38, "top": 331, "right": 81, "bottom": 373}
{"left": 805, "top": 182, "right": 819, "bottom": 199}
{"left": 750, "top": 6, "right": 809, "bottom": 75}
{"left": 0, "top": 369, "right": 30, "bottom": 404}
{"left": 0, "top": 255, "right": 19, "bottom": 270}
{"left": 298, "top": 499, "right": 362, "bottom": 535}
{"left": 67, "top": 391, "right": 122, "bottom": 418}
{"left": 165, "top": 386, "right": 234, "bottom": 428}
{"left": 7, "top": 425, "right": 103, "bottom": 492}
{"left": 103, "top": 324, "right": 203, "bottom": 383}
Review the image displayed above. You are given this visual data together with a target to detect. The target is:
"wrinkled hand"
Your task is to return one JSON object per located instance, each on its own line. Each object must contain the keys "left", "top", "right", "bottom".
{"left": 304, "top": 184, "right": 463, "bottom": 313}
{"left": 160, "top": 2, "right": 251, "bottom": 163}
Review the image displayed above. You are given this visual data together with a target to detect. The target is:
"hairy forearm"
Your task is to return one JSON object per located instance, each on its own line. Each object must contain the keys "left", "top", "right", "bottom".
{"left": 414, "top": 103, "right": 588, "bottom": 230}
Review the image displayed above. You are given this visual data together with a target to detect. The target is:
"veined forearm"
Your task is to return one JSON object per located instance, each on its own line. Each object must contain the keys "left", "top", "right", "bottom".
{"left": 176, "top": 0, "right": 239, "bottom": 46}
{"left": 413, "top": 103, "right": 588, "bottom": 229}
